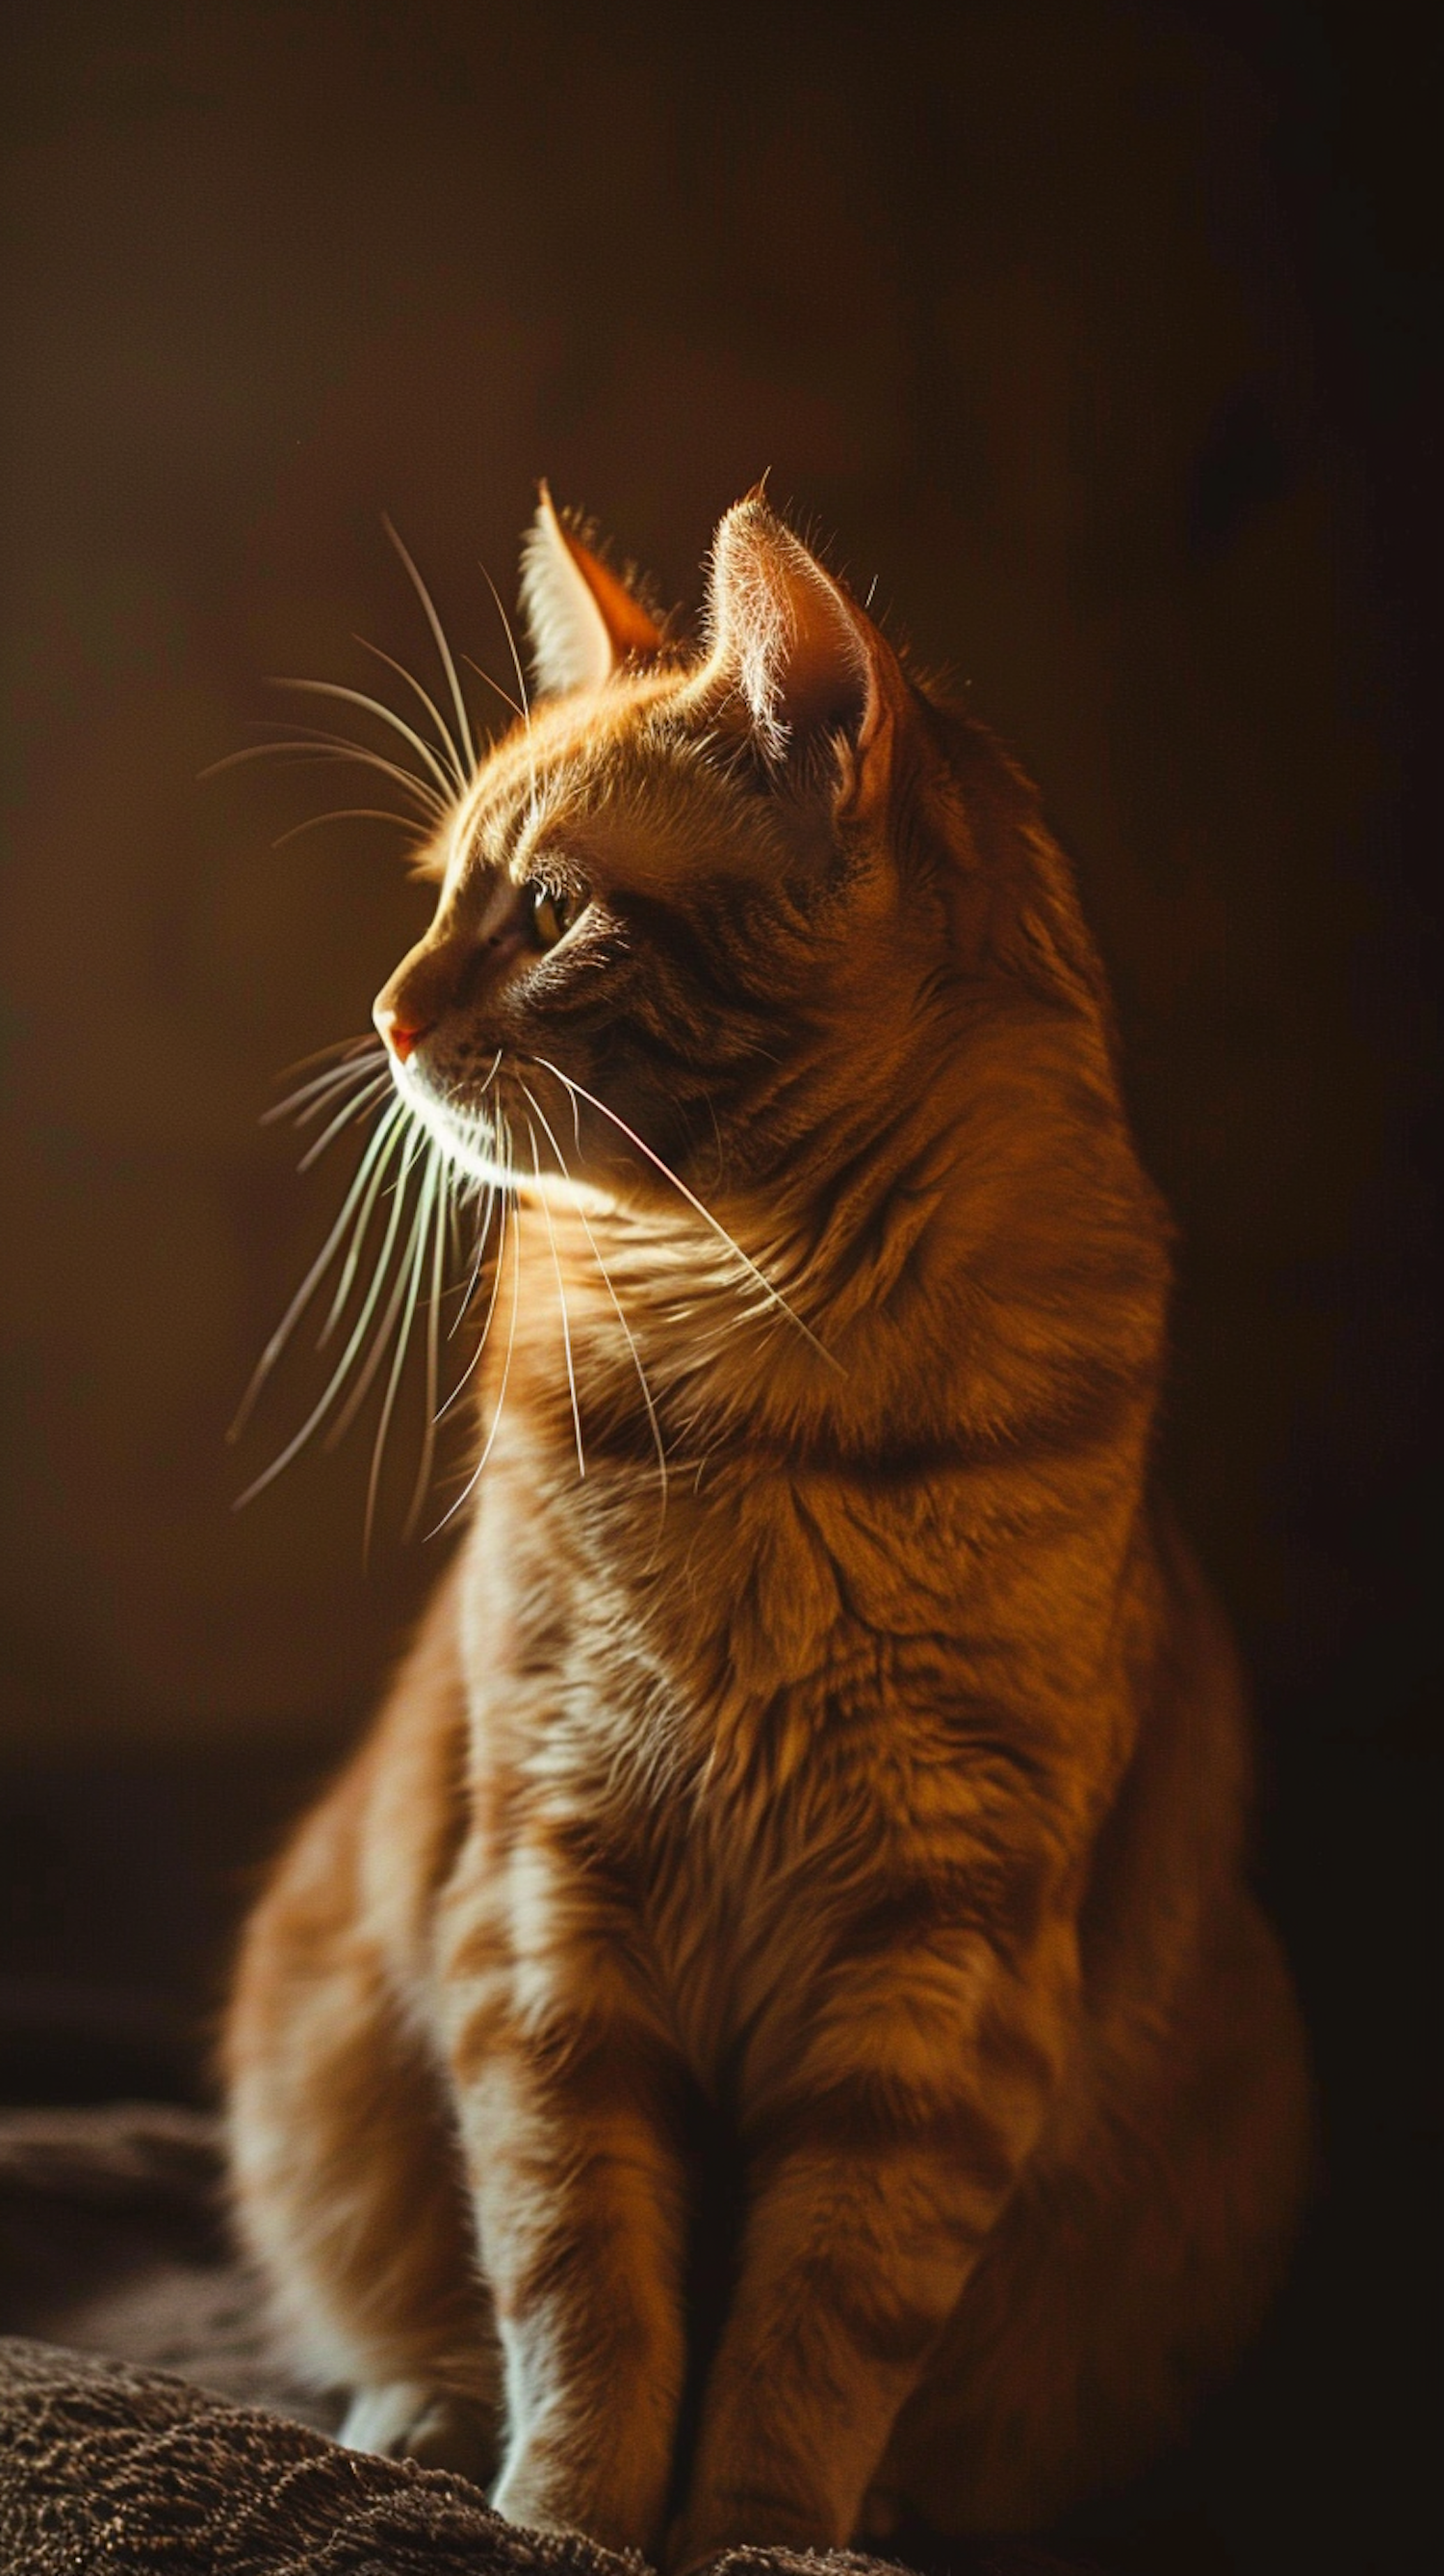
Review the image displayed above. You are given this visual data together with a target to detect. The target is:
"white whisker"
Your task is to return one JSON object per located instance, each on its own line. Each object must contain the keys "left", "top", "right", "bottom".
{"left": 478, "top": 563, "right": 536, "bottom": 822}
{"left": 232, "top": 1121, "right": 426, "bottom": 1506}
{"left": 364, "top": 1150, "right": 441, "bottom": 1561}
{"left": 525, "top": 1105, "right": 584, "bottom": 1480}
{"left": 318, "top": 1105, "right": 413, "bottom": 1347}
{"left": 382, "top": 514, "right": 475, "bottom": 779}
{"left": 437, "top": 1183, "right": 507, "bottom": 1423}
{"left": 228, "top": 1095, "right": 405, "bottom": 1443}
{"left": 259, "top": 720, "right": 452, "bottom": 812}
{"left": 353, "top": 631, "right": 474, "bottom": 789}
{"left": 531, "top": 1056, "right": 838, "bottom": 1368}
{"left": 450, "top": 1179, "right": 497, "bottom": 1343}
{"left": 275, "top": 1032, "right": 379, "bottom": 1078}
{"left": 403, "top": 1156, "right": 451, "bottom": 1539}
{"left": 461, "top": 652, "right": 526, "bottom": 725}
{"left": 272, "top": 806, "right": 425, "bottom": 850}
{"left": 322, "top": 1194, "right": 418, "bottom": 1449}
{"left": 428, "top": 1116, "right": 523, "bottom": 1536}
{"left": 201, "top": 734, "right": 447, "bottom": 819}
{"left": 291, "top": 1059, "right": 389, "bottom": 1122}
{"left": 297, "top": 1069, "right": 392, "bottom": 1171}
{"left": 523, "top": 1079, "right": 668, "bottom": 1513}
{"left": 266, "top": 678, "right": 460, "bottom": 804}
{"left": 263, "top": 1045, "right": 384, "bottom": 1126}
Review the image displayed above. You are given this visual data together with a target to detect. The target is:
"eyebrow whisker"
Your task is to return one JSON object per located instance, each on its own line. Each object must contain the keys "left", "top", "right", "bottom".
{"left": 383, "top": 513, "right": 476, "bottom": 781}
{"left": 462, "top": 653, "right": 526, "bottom": 725}
{"left": 353, "top": 631, "right": 474, "bottom": 790}
{"left": 265, "top": 676, "right": 460, "bottom": 802}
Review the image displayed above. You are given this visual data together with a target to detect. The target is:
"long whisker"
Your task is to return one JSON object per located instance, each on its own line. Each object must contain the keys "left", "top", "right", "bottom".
{"left": 437, "top": 1182, "right": 507, "bottom": 1422}
{"left": 365, "top": 1149, "right": 441, "bottom": 1561}
{"left": 266, "top": 678, "right": 460, "bottom": 803}
{"left": 206, "top": 722, "right": 448, "bottom": 809}
{"left": 285, "top": 1055, "right": 388, "bottom": 1125}
{"left": 272, "top": 806, "right": 426, "bottom": 849}
{"left": 478, "top": 567, "right": 532, "bottom": 735}
{"left": 263, "top": 1046, "right": 384, "bottom": 1126}
{"left": 461, "top": 653, "right": 526, "bottom": 725}
{"left": 318, "top": 1101, "right": 413, "bottom": 1347}
{"left": 353, "top": 632, "right": 473, "bottom": 788}
{"left": 446, "top": 1172, "right": 472, "bottom": 1287}
{"left": 297, "top": 1069, "right": 393, "bottom": 1171}
{"left": 586, "top": 1211, "right": 670, "bottom": 1520}
{"left": 525, "top": 1105, "right": 584, "bottom": 1480}
{"left": 523, "top": 1080, "right": 667, "bottom": 1510}
{"left": 478, "top": 563, "right": 536, "bottom": 822}
{"left": 428, "top": 1116, "right": 523, "bottom": 1536}
{"left": 382, "top": 514, "right": 476, "bottom": 780}
{"left": 450, "top": 1180, "right": 497, "bottom": 1343}
{"left": 228, "top": 1095, "right": 406, "bottom": 1442}
{"left": 322, "top": 1172, "right": 422, "bottom": 1444}
{"left": 272, "top": 1033, "right": 378, "bottom": 1085}
{"left": 531, "top": 1057, "right": 839, "bottom": 1368}
{"left": 201, "top": 735, "right": 447, "bottom": 818}
{"left": 255, "top": 719, "right": 452, "bottom": 813}
{"left": 233, "top": 1121, "right": 427, "bottom": 1505}
{"left": 403, "top": 1153, "right": 451, "bottom": 1539}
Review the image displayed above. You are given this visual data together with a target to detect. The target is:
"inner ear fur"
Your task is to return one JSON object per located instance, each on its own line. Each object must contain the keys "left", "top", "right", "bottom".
{"left": 519, "top": 485, "right": 665, "bottom": 697}
{"left": 701, "top": 499, "right": 902, "bottom": 788}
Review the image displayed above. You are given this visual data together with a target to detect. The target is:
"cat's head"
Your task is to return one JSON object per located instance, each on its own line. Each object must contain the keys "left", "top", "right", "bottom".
{"left": 372, "top": 492, "right": 1101, "bottom": 1225}
{"left": 234, "top": 495, "right": 1162, "bottom": 1514}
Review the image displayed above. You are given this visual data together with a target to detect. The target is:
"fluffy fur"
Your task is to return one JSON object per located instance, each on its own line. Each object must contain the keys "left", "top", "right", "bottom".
{"left": 224, "top": 495, "right": 1311, "bottom": 2565}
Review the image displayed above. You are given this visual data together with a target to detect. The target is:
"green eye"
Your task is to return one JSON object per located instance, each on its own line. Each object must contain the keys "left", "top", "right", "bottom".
{"left": 529, "top": 883, "right": 582, "bottom": 948}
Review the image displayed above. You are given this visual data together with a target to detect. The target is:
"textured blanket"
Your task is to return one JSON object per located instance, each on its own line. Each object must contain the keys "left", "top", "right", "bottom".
{"left": 0, "top": 2104, "right": 1090, "bottom": 2576}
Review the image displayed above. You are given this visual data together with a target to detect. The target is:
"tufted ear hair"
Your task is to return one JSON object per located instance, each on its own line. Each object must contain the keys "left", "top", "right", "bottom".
{"left": 700, "top": 496, "right": 901, "bottom": 782}
{"left": 519, "top": 485, "right": 665, "bottom": 697}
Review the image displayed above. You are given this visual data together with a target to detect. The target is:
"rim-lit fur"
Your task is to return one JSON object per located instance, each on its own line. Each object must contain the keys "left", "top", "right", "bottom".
{"left": 224, "top": 500, "right": 1311, "bottom": 2562}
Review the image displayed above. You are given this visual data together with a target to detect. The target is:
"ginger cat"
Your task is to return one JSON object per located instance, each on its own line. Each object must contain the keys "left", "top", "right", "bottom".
{"left": 224, "top": 493, "right": 1311, "bottom": 2563}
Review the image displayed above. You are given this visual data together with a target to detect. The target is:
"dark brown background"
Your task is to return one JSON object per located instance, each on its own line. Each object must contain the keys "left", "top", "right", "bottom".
{"left": 1, "top": 4, "right": 1436, "bottom": 2568}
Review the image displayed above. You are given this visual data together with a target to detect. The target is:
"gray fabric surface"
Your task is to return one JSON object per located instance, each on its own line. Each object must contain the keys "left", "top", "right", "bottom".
{"left": 0, "top": 2332, "right": 681, "bottom": 2573}
{"left": 0, "top": 2100, "right": 329, "bottom": 2430}
{"left": 0, "top": 2105, "right": 1085, "bottom": 2575}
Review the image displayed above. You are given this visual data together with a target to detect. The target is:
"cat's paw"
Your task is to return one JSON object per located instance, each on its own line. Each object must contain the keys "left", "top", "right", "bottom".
{"left": 340, "top": 2382, "right": 499, "bottom": 2487}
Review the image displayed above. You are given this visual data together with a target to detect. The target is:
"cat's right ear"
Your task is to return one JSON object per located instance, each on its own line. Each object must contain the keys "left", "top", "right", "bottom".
{"left": 519, "top": 487, "right": 665, "bottom": 697}
{"left": 699, "top": 497, "right": 910, "bottom": 821}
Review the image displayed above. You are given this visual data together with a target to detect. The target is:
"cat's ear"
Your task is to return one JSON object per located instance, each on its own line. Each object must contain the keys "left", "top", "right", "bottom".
{"left": 701, "top": 496, "right": 900, "bottom": 786}
{"left": 519, "top": 486, "right": 665, "bottom": 697}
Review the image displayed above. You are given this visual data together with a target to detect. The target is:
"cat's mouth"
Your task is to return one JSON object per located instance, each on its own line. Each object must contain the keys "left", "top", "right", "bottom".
{"left": 390, "top": 1043, "right": 609, "bottom": 1212}
{"left": 387, "top": 1045, "right": 517, "bottom": 1191}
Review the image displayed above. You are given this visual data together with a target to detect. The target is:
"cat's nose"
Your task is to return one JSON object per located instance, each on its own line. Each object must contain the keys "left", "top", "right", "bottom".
{"left": 374, "top": 934, "right": 466, "bottom": 1063}
{"left": 374, "top": 1001, "right": 431, "bottom": 1065}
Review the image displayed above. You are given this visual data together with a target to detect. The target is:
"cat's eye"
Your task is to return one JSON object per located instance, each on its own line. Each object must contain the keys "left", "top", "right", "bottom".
{"left": 528, "top": 883, "right": 583, "bottom": 949}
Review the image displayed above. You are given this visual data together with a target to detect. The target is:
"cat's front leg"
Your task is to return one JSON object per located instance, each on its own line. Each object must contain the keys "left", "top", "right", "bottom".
{"left": 669, "top": 1935, "right": 1068, "bottom": 2570}
{"left": 452, "top": 2003, "right": 689, "bottom": 2559}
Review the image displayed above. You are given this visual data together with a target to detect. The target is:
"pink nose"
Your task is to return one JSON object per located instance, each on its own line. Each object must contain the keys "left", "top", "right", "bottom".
{"left": 374, "top": 1002, "right": 432, "bottom": 1064}
{"left": 374, "top": 931, "right": 466, "bottom": 1062}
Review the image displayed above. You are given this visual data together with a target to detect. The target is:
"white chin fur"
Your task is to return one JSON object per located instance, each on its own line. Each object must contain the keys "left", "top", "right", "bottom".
{"left": 391, "top": 1056, "right": 514, "bottom": 1190}
{"left": 392, "top": 1054, "right": 617, "bottom": 1216}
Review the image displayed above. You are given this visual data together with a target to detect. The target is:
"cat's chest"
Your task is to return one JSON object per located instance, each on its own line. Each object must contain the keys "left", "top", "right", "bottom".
{"left": 451, "top": 1438, "right": 981, "bottom": 2084}
{"left": 532, "top": 1749, "right": 841, "bottom": 2094}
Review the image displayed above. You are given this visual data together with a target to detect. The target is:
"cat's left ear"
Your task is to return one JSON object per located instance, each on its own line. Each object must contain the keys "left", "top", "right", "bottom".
{"left": 519, "top": 485, "right": 665, "bottom": 697}
{"left": 701, "top": 497, "right": 905, "bottom": 804}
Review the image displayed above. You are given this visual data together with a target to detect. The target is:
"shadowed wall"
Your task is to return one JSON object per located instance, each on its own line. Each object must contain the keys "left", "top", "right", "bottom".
{"left": 1, "top": 3, "right": 1435, "bottom": 2565}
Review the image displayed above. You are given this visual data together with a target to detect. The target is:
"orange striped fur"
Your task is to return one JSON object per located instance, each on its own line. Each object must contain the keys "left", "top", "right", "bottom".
{"left": 224, "top": 496, "right": 1310, "bottom": 2563}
